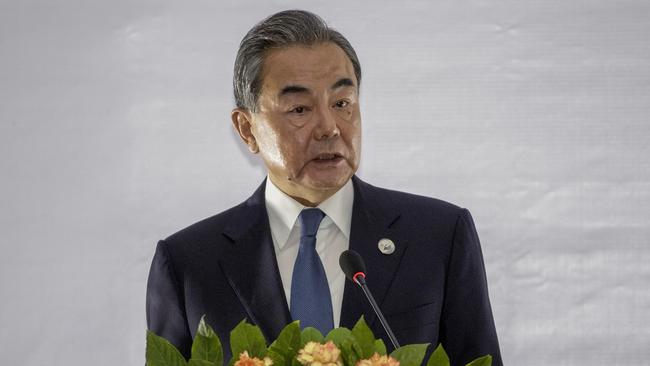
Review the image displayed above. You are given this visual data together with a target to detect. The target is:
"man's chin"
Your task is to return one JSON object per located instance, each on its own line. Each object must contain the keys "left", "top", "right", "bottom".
{"left": 279, "top": 173, "right": 352, "bottom": 206}
{"left": 302, "top": 159, "right": 355, "bottom": 184}
{"left": 302, "top": 173, "right": 353, "bottom": 192}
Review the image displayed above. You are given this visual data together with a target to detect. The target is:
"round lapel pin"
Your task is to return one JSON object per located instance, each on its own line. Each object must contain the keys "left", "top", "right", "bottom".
{"left": 378, "top": 238, "right": 395, "bottom": 255}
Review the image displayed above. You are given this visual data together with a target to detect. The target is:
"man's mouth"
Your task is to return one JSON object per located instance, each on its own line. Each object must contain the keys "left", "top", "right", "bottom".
{"left": 315, "top": 153, "right": 340, "bottom": 160}
{"left": 311, "top": 153, "right": 344, "bottom": 164}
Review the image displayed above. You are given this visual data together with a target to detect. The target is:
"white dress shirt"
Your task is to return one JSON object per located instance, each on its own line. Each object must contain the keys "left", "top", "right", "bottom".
{"left": 264, "top": 178, "right": 353, "bottom": 327}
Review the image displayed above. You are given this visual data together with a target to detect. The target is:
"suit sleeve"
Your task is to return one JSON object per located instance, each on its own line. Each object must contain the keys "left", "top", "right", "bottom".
{"left": 146, "top": 239, "right": 192, "bottom": 359}
{"left": 439, "top": 209, "right": 503, "bottom": 366}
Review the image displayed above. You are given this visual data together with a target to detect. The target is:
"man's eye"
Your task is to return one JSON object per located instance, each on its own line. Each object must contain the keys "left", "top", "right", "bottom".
{"left": 334, "top": 100, "right": 349, "bottom": 108}
{"left": 290, "top": 106, "right": 306, "bottom": 114}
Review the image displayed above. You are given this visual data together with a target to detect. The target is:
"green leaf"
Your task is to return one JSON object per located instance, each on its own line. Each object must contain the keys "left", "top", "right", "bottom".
{"left": 188, "top": 360, "right": 216, "bottom": 366}
{"left": 193, "top": 335, "right": 222, "bottom": 364}
{"left": 373, "top": 339, "right": 387, "bottom": 356}
{"left": 325, "top": 327, "right": 352, "bottom": 348}
{"left": 351, "top": 317, "right": 376, "bottom": 359}
{"left": 341, "top": 338, "right": 360, "bottom": 366}
{"left": 192, "top": 316, "right": 223, "bottom": 365}
{"left": 352, "top": 342, "right": 365, "bottom": 360}
{"left": 266, "top": 349, "right": 284, "bottom": 366}
{"left": 291, "top": 355, "right": 303, "bottom": 366}
{"left": 390, "top": 344, "right": 429, "bottom": 366}
{"left": 268, "top": 321, "right": 301, "bottom": 365}
{"left": 230, "top": 319, "right": 267, "bottom": 364}
{"left": 426, "top": 344, "right": 449, "bottom": 366}
{"left": 300, "top": 327, "right": 324, "bottom": 345}
{"left": 465, "top": 355, "right": 492, "bottom": 366}
{"left": 197, "top": 315, "right": 217, "bottom": 338}
{"left": 146, "top": 330, "right": 188, "bottom": 366}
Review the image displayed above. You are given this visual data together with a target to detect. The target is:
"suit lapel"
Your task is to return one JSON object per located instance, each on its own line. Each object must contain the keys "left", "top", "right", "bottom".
{"left": 340, "top": 176, "right": 409, "bottom": 330}
{"left": 219, "top": 180, "right": 292, "bottom": 342}
{"left": 219, "top": 177, "right": 408, "bottom": 339}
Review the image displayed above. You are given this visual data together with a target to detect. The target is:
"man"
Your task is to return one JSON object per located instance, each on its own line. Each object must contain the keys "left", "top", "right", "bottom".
{"left": 146, "top": 10, "right": 502, "bottom": 366}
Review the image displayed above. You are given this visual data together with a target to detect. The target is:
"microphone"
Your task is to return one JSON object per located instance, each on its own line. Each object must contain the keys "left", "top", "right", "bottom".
{"left": 339, "top": 250, "right": 400, "bottom": 349}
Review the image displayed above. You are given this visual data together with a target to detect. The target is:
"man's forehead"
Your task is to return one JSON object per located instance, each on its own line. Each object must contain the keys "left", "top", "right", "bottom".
{"left": 260, "top": 43, "right": 357, "bottom": 92}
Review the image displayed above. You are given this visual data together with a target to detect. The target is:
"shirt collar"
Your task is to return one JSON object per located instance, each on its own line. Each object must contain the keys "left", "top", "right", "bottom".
{"left": 265, "top": 177, "right": 354, "bottom": 250}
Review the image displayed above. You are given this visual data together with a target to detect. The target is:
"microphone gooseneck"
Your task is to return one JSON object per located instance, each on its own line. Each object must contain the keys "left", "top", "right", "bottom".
{"left": 339, "top": 250, "right": 401, "bottom": 349}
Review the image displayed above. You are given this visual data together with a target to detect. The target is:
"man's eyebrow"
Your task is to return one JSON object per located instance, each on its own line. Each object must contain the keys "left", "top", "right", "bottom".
{"left": 331, "top": 78, "right": 355, "bottom": 90}
{"left": 278, "top": 78, "right": 355, "bottom": 97}
{"left": 279, "top": 85, "right": 310, "bottom": 97}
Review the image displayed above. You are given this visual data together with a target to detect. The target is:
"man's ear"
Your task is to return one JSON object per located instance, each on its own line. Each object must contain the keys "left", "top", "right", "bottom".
{"left": 231, "top": 108, "right": 259, "bottom": 154}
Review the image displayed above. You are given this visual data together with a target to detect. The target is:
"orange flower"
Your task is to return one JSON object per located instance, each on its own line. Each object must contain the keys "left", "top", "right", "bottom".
{"left": 234, "top": 351, "right": 273, "bottom": 366}
{"left": 356, "top": 353, "right": 400, "bottom": 366}
{"left": 296, "top": 341, "right": 343, "bottom": 366}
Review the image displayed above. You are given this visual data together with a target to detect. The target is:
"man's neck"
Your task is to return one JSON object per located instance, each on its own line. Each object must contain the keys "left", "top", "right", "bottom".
{"left": 264, "top": 176, "right": 354, "bottom": 242}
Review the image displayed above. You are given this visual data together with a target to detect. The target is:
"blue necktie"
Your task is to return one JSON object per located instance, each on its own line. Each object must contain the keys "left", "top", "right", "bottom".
{"left": 290, "top": 208, "right": 334, "bottom": 334}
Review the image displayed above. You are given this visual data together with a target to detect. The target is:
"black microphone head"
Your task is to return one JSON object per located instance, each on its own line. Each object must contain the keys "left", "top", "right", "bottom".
{"left": 339, "top": 249, "right": 366, "bottom": 281}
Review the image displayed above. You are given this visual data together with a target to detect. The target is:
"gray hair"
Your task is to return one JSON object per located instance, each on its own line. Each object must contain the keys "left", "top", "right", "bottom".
{"left": 233, "top": 10, "right": 362, "bottom": 112}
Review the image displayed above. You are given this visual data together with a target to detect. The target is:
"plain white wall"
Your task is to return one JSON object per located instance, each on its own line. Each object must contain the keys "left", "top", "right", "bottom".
{"left": 1, "top": 1, "right": 649, "bottom": 365}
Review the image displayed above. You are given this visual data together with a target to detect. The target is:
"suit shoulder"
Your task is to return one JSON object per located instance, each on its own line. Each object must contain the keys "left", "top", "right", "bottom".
{"left": 160, "top": 180, "right": 267, "bottom": 250}
{"left": 358, "top": 179, "right": 464, "bottom": 217}
{"left": 161, "top": 200, "right": 248, "bottom": 249}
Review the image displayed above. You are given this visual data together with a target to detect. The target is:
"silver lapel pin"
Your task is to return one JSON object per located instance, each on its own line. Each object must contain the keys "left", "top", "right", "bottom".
{"left": 378, "top": 238, "right": 395, "bottom": 255}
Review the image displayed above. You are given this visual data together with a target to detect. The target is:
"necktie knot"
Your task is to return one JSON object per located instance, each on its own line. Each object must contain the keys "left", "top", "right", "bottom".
{"left": 299, "top": 208, "right": 325, "bottom": 238}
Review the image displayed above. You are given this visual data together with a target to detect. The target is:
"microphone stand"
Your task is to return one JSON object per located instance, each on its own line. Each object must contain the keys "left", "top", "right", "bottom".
{"left": 354, "top": 273, "right": 401, "bottom": 350}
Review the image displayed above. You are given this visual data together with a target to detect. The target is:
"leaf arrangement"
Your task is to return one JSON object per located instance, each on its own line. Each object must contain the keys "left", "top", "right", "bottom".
{"left": 146, "top": 316, "right": 491, "bottom": 366}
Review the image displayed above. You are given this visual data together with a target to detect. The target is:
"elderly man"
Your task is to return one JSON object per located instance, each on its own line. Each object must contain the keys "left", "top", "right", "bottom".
{"left": 146, "top": 10, "right": 502, "bottom": 366}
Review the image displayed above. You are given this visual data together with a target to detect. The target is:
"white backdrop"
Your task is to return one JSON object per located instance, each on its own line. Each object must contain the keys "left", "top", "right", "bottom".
{"left": 1, "top": 1, "right": 649, "bottom": 365}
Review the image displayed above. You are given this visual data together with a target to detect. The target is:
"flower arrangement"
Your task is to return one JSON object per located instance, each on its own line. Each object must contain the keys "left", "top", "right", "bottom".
{"left": 146, "top": 316, "right": 491, "bottom": 366}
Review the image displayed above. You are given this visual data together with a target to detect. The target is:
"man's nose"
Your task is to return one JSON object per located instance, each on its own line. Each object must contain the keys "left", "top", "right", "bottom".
{"left": 313, "top": 105, "right": 340, "bottom": 140}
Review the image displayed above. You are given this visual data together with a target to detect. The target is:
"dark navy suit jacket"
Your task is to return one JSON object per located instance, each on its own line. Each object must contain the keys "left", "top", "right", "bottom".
{"left": 146, "top": 176, "right": 502, "bottom": 366}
